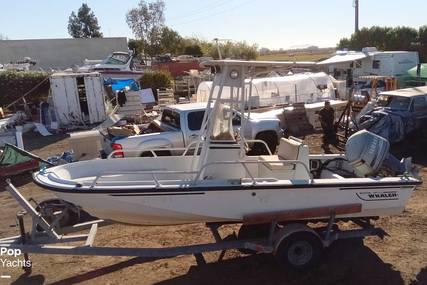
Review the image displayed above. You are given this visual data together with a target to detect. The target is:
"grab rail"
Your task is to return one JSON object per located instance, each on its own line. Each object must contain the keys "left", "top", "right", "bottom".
{"left": 244, "top": 139, "right": 272, "bottom": 155}
{"left": 107, "top": 138, "right": 273, "bottom": 159}
{"left": 193, "top": 159, "right": 311, "bottom": 185}
{"left": 90, "top": 159, "right": 310, "bottom": 189}
{"left": 89, "top": 170, "right": 198, "bottom": 189}
{"left": 107, "top": 141, "right": 204, "bottom": 159}
{"left": 194, "top": 160, "right": 311, "bottom": 184}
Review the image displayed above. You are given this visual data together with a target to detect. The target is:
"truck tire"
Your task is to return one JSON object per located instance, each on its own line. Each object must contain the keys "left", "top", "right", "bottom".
{"left": 253, "top": 131, "right": 278, "bottom": 155}
{"left": 275, "top": 231, "right": 323, "bottom": 272}
{"left": 140, "top": 150, "right": 172, "bottom": 157}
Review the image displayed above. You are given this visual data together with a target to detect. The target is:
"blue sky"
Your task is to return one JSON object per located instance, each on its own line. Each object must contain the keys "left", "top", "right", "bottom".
{"left": 1, "top": 0, "right": 426, "bottom": 49}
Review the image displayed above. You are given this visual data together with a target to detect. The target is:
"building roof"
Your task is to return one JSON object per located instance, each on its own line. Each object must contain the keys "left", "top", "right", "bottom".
{"left": 380, "top": 86, "right": 427, "bottom": 97}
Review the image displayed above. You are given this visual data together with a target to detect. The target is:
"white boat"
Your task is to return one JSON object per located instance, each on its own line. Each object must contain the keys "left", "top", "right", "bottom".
{"left": 73, "top": 51, "right": 145, "bottom": 80}
{"left": 33, "top": 60, "right": 421, "bottom": 226}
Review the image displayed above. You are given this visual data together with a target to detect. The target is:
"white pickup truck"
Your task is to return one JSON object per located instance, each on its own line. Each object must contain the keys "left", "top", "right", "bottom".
{"left": 108, "top": 103, "right": 283, "bottom": 157}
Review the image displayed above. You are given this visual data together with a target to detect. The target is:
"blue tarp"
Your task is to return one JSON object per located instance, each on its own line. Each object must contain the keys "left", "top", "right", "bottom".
{"left": 104, "top": 78, "right": 140, "bottom": 92}
{"left": 358, "top": 107, "right": 417, "bottom": 143}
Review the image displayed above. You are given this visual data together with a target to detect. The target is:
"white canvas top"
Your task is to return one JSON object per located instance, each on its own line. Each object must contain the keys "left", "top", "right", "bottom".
{"left": 380, "top": 86, "right": 427, "bottom": 97}
{"left": 317, "top": 52, "right": 368, "bottom": 65}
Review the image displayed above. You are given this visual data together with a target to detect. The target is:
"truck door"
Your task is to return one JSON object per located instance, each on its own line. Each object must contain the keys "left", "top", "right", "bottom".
{"left": 185, "top": 111, "right": 205, "bottom": 147}
{"left": 411, "top": 96, "right": 427, "bottom": 125}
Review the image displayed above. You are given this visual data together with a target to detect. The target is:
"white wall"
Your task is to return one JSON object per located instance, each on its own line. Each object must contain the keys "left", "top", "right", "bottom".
{"left": 0, "top": 37, "right": 128, "bottom": 70}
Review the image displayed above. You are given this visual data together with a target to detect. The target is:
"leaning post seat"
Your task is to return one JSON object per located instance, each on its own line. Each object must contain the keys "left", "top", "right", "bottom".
{"left": 259, "top": 137, "right": 310, "bottom": 179}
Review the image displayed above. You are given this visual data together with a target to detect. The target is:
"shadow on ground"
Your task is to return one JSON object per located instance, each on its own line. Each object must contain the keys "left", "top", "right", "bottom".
{"left": 0, "top": 172, "right": 34, "bottom": 191}
{"left": 155, "top": 239, "right": 405, "bottom": 285}
{"left": 11, "top": 239, "right": 406, "bottom": 285}
{"left": 410, "top": 266, "right": 427, "bottom": 285}
{"left": 22, "top": 132, "right": 69, "bottom": 152}
{"left": 12, "top": 271, "right": 45, "bottom": 285}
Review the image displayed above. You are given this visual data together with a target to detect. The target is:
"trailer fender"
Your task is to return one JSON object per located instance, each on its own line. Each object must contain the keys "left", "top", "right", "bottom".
{"left": 272, "top": 223, "right": 322, "bottom": 254}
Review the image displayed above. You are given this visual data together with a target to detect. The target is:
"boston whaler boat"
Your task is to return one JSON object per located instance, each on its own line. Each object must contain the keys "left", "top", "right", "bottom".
{"left": 33, "top": 60, "right": 421, "bottom": 226}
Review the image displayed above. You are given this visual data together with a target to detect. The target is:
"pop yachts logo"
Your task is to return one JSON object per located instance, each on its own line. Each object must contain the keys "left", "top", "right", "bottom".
{"left": 0, "top": 247, "right": 31, "bottom": 268}
{"left": 357, "top": 191, "right": 399, "bottom": 201}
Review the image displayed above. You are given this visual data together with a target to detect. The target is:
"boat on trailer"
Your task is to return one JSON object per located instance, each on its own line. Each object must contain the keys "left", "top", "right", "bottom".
{"left": 33, "top": 60, "right": 421, "bottom": 226}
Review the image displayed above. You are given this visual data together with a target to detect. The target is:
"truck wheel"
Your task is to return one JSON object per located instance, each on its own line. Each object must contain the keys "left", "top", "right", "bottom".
{"left": 140, "top": 150, "right": 172, "bottom": 157}
{"left": 275, "top": 232, "right": 323, "bottom": 271}
{"left": 253, "top": 132, "right": 278, "bottom": 154}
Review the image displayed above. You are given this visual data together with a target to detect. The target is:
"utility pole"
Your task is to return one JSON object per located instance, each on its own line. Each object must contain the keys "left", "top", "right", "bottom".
{"left": 213, "top": 38, "right": 231, "bottom": 60}
{"left": 353, "top": 0, "right": 359, "bottom": 33}
{"left": 213, "top": 38, "right": 222, "bottom": 60}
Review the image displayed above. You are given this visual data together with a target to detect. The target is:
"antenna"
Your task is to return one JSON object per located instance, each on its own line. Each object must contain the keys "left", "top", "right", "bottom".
{"left": 353, "top": 0, "right": 359, "bottom": 33}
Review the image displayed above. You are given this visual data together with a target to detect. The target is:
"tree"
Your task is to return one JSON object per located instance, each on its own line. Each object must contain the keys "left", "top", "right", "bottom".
{"left": 337, "top": 26, "right": 418, "bottom": 51}
{"left": 68, "top": 3, "right": 103, "bottom": 38}
{"left": 159, "top": 27, "right": 183, "bottom": 55}
{"left": 184, "top": 44, "right": 203, "bottom": 57}
{"left": 126, "top": 0, "right": 166, "bottom": 57}
{"left": 128, "top": 39, "right": 145, "bottom": 55}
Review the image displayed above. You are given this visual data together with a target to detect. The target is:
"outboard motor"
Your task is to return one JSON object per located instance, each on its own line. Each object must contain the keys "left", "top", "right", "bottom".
{"left": 345, "top": 130, "right": 390, "bottom": 177}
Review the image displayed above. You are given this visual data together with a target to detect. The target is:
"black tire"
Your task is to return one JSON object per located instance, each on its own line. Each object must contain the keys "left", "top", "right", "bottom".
{"left": 275, "top": 231, "right": 323, "bottom": 272}
{"left": 35, "top": 199, "right": 80, "bottom": 231}
{"left": 140, "top": 151, "right": 154, "bottom": 157}
{"left": 253, "top": 132, "right": 278, "bottom": 155}
{"left": 140, "top": 150, "right": 172, "bottom": 157}
{"left": 237, "top": 223, "right": 271, "bottom": 254}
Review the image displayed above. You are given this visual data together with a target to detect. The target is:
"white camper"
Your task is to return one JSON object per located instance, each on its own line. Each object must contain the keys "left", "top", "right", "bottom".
{"left": 318, "top": 47, "right": 419, "bottom": 79}
{"left": 195, "top": 72, "right": 336, "bottom": 108}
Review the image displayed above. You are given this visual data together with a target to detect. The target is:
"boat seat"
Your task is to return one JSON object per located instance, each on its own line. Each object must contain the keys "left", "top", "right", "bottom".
{"left": 259, "top": 137, "right": 310, "bottom": 179}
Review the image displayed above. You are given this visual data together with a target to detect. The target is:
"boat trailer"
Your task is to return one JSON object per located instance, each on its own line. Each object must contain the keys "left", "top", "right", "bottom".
{"left": 0, "top": 180, "right": 387, "bottom": 273}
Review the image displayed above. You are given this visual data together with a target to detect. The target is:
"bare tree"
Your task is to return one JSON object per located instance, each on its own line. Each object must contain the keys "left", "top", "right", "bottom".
{"left": 126, "top": 0, "right": 165, "bottom": 57}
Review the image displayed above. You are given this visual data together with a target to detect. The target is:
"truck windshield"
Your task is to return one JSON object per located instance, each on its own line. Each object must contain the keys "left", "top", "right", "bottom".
{"left": 161, "top": 109, "right": 181, "bottom": 129}
{"left": 376, "top": 95, "right": 410, "bottom": 111}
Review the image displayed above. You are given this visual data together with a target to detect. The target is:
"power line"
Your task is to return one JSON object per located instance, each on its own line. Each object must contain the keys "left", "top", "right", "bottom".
{"left": 167, "top": 0, "right": 234, "bottom": 21}
{"left": 170, "top": 0, "right": 256, "bottom": 27}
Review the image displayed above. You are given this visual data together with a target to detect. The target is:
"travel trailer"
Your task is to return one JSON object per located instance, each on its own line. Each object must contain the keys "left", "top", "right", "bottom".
{"left": 318, "top": 47, "right": 419, "bottom": 81}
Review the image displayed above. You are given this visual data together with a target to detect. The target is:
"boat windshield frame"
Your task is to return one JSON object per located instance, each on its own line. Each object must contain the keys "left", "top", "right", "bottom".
{"left": 376, "top": 94, "right": 411, "bottom": 111}
{"left": 103, "top": 53, "right": 131, "bottom": 65}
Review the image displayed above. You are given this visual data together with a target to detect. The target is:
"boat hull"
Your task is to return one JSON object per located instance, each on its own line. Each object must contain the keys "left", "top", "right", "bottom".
{"left": 42, "top": 183, "right": 415, "bottom": 226}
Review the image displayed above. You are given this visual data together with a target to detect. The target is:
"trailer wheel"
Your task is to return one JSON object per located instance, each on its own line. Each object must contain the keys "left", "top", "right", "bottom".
{"left": 275, "top": 232, "right": 323, "bottom": 271}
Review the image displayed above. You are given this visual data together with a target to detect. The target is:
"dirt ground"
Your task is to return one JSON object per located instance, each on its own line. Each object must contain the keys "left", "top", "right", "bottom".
{"left": 0, "top": 131, "right": 426, "bottom": 285}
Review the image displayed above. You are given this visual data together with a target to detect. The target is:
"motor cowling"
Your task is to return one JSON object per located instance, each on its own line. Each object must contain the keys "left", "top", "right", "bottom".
{"left": 345, "top": 130, "right": 390, "bottom": 177}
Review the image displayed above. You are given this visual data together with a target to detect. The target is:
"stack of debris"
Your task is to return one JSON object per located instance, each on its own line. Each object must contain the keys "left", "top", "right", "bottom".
{"left": 107, "top": 124, "right": 141, "bottom": 137}
{"left": 280, "top": 103, "right": 314, "bottom": 137}
{"left": 157, "top": 88, "right": 175, "bottom": 108}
